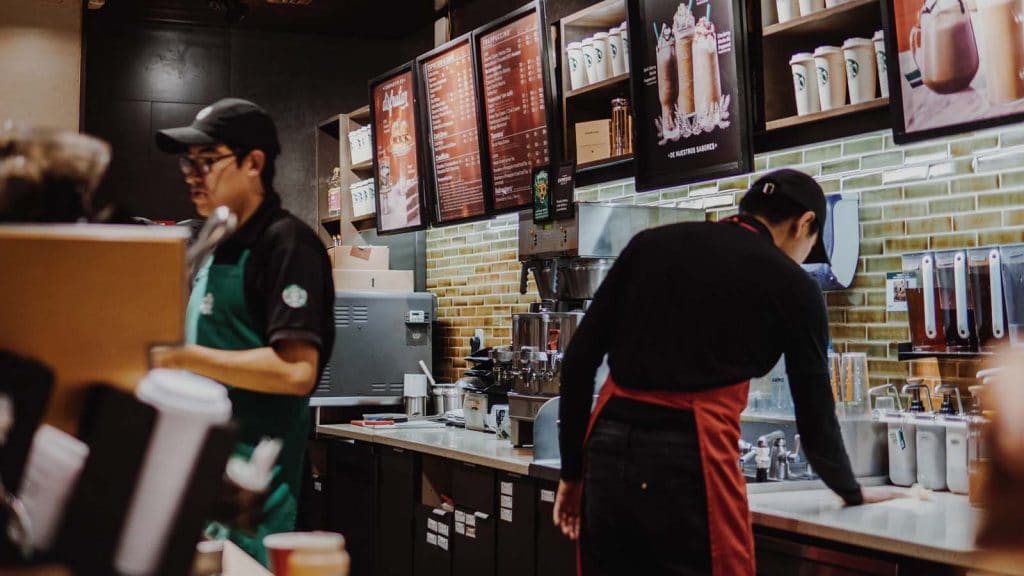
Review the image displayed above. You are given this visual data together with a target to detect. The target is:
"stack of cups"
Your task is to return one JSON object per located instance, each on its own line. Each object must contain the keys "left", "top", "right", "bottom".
{"left": 789, "top": 52, "right": 821, "bottom": 116}
{"left": 776, "top": 0, "right": 800, "bottom": 23}
{"left": 799, "top": 0, "right": 824, "bottom": 16}
{"left": 568, "top": 24, "right": 630, "bottom": 91}
{"left": 582, "top": 37, "right": 597, "bottom": 86}
{"left": 873, "top": 29, "right": 889, "bottom": 98}
{"left": 592, "top": 32, "right": 611, "bottom": 82}
{"left": 567, "top": 42, "right": 587, "bottom": 90}
{"left": 620, "top": 22, "right": 630, "bottom": 73}
{"left": 17, "top": 424, "right": 89, "bottom": 552}
{"left": 843, "top": 37, "right": 878, "bottom": 105}
{"left": 404, "top": 373, "right": 429, "bottom": 417}
{"left": 115, "top": 369, "right": 233, "bottom": 576}
{"left": 608, "top": 26, "right": 625, "bottom": 76}
{"left": 814, "top": 45, "right": 847, "bottom": 111}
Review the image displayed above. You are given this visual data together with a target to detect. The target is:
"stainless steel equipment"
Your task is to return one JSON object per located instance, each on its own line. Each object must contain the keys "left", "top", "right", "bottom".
{"left": 311, "top": 291, "right": 435, "bottom": 407}
{"left": 509, "top": 204, "right": 704, "bottom": 446}
{"left": 432, "top": 383, "right": 463, "bottom": 415}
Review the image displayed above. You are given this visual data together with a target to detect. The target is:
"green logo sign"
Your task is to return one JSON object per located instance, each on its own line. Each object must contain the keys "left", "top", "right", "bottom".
{"left": 846, "top": 58, "right": 860, "bottom": 78}
{"left": 794, "top": 71, "right": 806, "bottom": 91}
{"left": 817, "top": 66, "right": 829, "bottom": 87}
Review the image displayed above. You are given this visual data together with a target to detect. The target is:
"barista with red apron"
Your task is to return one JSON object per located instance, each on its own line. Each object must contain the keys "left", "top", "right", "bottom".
{"left": 553, "top": 170, "right": 905, "bottom": 575}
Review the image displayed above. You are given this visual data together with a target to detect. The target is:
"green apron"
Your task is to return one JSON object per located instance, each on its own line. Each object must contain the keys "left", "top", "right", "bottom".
{"left": 186, "top": 252, "right": 311, "bottom": 566}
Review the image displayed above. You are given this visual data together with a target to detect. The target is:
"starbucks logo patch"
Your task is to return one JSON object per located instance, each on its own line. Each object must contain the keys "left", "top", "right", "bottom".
{"left": 200, "top": 293, "right": 215, "bottom": 316}
{"left": 817, "top": 66, "right": 829, "bottom": 87}
{"left": 846, "top": 59, "right": 860, "bottom": 78}
{"left": 794, "top": 71, "right": 806, "bottom": 91}
{"left": 282, "top": 284, "right": 308, "bottom": 309}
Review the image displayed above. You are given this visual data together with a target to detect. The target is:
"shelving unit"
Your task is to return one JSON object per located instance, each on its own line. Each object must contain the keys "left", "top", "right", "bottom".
{"left": 316, "top": 104, "right": 377, "bottom": 243}
{"left": 558, "top": 0, "right": 632, "bottom": 186}
{"left": 896, "top": 342, "right": 994, "bottom": 362}
{"left": 751, "top": 0, "right": 891, "bottom": 151}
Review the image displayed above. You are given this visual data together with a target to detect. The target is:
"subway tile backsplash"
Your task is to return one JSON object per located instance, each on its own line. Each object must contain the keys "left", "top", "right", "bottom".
{"left": 426, "top": 126, "right": 1024, "bottom": 384}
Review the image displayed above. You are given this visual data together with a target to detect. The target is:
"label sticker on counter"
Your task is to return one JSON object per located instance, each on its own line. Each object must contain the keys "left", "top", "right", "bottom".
{"left": 427, "top": 533, "right": 438, "bottom": 546}
{"left": 455, "top": 522, "right": 465, "bottom": 535}
{"left": 466, "top": 526, "right": 476, "bottom": 539}
{"left": 541, "top": 489, "right": 555, "bottom": 503}
{"left": 438, "top": 536, "right": 448, "bottom": 551}
{"left": 466, "top": 514, "right": 476, "bottom": 528}
{"left": 500, "top": 481, "right": 513, "bottom": 496}
{"left": 455, "top": 510, "right": 466, "bottom": 524}
{"left": 438, "top": 523, "right": 449, "bottom": 537}
{"left": 427, "top": 518, "right": 438, "bottom": 533}
{"left": 474, "top": 511, "right": 489, "bottom": 521}
{"left": 501, "top": 508, "right": 513, "bottom": 523}
{"left": 500, "top": 495, "right": 513, "bottom": 509}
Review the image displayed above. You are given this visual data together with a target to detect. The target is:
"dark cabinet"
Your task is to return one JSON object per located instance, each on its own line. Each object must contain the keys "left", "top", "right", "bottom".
{"left": 415, "top": 505, "right": 454, "bottom": 576}
{"left": 452, "top": 462, "right": 497, "bottom": 576}
{"left": 326, "top": 439, "right": 377, "bottom": 576}
{"left": 535, "top": 481, "right": 576, "bottom": 576}
{"left": 496, "top": 473, "right": 537, "bottom": 576}
{"left": 378, "top": 446, "right": 419, "bottom": 576}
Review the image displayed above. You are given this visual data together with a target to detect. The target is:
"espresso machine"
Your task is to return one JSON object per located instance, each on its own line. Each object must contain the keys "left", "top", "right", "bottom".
{"left": 506, "top": 203, "right": 704, "bottom": 446}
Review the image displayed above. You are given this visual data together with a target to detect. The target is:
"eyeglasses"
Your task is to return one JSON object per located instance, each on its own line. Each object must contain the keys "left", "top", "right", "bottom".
{"left": 178, "top": 152, "right": 235, "bottom": 177}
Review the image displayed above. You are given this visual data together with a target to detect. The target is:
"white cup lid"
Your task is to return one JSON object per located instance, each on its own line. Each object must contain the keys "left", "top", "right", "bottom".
{"left": 873, "top": 30, "right": 884, "bottom": 41}
{"left": 567, "top": 41, "right": 582, "bottom": 49}
{"left": 790, "top": 52, "right": 815, "bottom": 64}
{"left": 608, "top": 27, "right": 620, "bottom": 34}
{"left": 594, "top": 32, "right": 608, "bottom": 39}
{"left": 814, "top": 45, "right": 842, "bottom": 56}
{"left": 582, "top": 37, "right": 594, "bottom": 45}
{"left": 842, "top": 37, "right": 873, "bottom": 49}
{"left": 137, "top": 369, "right": 232, "bottom": 422}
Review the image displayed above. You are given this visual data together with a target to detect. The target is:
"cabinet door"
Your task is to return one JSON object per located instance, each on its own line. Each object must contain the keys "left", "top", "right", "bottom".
{"left": 326, "top": 439, "right": 377, "bottom": 576}
{"left": 415, "top": 505, "right": 453, "bottom": 576}
{"left": 535, "top": 481, "right": 576, "bottom": 576}
{"left": 496, "top": 473, "right": 536, "bottom": 576}
{"left": 755, "top": 533, "right": 899, "bottom": 576}
{"left": 378, "top": 446, "right": 419, "bottom": 576}
{"left": 452, "top": 462, "right": 496, "bottom": 515}
{"left": 452, "top": 507, "right": 496, "bottom": 576}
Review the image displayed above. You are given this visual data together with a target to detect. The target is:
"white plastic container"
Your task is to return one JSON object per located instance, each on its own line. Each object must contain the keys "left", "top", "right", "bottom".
{"left": 946, "top": 418, "right": 969, "bottom": 494}
{"left": 843, "top": 37, "right": 878, "bottom": 104}
{"left": 592, "top": 32, "right": 611, "bottom": 82}
{"left": 18, "top": 425, "right": 89, "bottom": 551}
{"left": 567, "top": 42, "right": 588, "bottom": 90}
{"left": 814, "top": 45, "right": 847, "bottom": 110}
{"left": 607, "top": 28, "right": 625, "bottom": 77}
{"left": 115, "top": 369, "right": 232, "bottom": 576}
{"left": 883, "top": 413, "right": 918, "bottom": 487}
{"left": 581, "top": 37, "right": 597, "bottom": 85}
{"left": 790, "top": 52, "right": 821, "bottom": 116}
{"left": 873, "top": 30, "right": 890, "bottom": 98}
{"left": 916, "top": 417, "right": 948, "bottom": 491}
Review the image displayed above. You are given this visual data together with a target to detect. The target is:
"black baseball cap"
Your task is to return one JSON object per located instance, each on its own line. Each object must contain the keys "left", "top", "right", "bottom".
{"left": 743, "top": 169, "right": 830, "bottom": 264}
{"left": 155, "top": 98, "right": 280, "bottom": 156}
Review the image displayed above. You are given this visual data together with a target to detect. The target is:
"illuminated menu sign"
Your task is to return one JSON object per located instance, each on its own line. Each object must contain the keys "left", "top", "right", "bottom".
{"left": 422, "top": 39, "right": 488, "bottom": 223}
{"left": 371, "top": 67, "right": 425, "bottom": 234}
{"left": 478, "top": 8, "right": 551, "bottom": 212}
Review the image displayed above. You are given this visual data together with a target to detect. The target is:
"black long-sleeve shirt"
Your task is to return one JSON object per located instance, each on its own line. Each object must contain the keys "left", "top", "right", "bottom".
{"left": 559, "top": 215, "right": 863, "bottom": 505}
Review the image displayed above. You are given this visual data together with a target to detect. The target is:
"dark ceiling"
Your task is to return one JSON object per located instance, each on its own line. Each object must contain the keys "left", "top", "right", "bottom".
{"left": 88, "top": 0, "right": 440, "bottom": 38}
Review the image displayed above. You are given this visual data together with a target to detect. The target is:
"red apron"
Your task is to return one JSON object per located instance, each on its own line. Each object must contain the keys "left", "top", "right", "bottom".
{"left": 577, "top": 376, "right": 755, "bottom": 576}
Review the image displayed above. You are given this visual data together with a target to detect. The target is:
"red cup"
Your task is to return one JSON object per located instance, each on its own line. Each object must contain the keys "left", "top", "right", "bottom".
{"left": 264, "top": 532, "right": 345, "bottom": 576}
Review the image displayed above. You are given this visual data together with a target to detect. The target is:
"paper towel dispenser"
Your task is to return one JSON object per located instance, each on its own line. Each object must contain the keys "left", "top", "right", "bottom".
{"left": 803, "top": 193, "right": 859, "bottom": 291}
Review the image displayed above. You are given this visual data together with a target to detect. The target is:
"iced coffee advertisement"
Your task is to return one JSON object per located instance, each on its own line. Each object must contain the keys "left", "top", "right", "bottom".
{"left": 890, "top": 0, "right": 1024, "bottom": 142}
{"left": 371, "top": 67, "right": 425, "bottom": 234}
{"left": 627, "top": 0, "right": 751, "bottom": 191}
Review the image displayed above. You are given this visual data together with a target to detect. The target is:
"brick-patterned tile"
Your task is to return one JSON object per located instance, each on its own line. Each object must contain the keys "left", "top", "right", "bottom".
{"left": 822, "top": 158, "right": 861, "bottom": 176}
{"left": 863, "top": 220, "right": 906, "bottom": 238}
{"left": 884, "top": 236, "right": 929, "bottom": 253}
{"left": 843, "top": 135, "right": 885, "bottom": 155}
{"left": 904, "top": 182, "right": 949, "bottom": 199}
{"left": 883, "top": 202, "right": 928, "bottom": 219}
{"left": 847, "top": 308, "right": 886, "bottom": 323}
{"left": 953, "top": 212, "right": 1002, "bottom": 231}
{"left": 831, "top": 324, "right": 867, "bottom": 340}
{"left": 980, "top": 228, "right": 1024, "bottom": 245}
{"left": 929, "top": 196, "right": 977, "bottom": 215}
{"left": 929, "top": 232, "right": 979, "bottom": 250}
{"left": 906, "top": 216, "right": 953, "bottom": 235}
{"left": 867, "top": 324, "right": 910, "bottom": 341}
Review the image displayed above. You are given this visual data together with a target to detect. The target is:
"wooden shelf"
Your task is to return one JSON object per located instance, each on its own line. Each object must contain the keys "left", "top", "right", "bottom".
{"left": 349, "top": 105, "right": 370, "bottom": 123}
{"left": 896, "top": 342, "right": 994, "bottom": 362}
{"left": 350, "top": 159, "right": 373, "bottom": 172}
{"left": 351, "top": 213, "right": 377, "bottom": 230}
{"left": 321, "top": 214, "right": 342, "bottom": 225}
{"left": 318, "top": 115, "right": 341, "bottom": 139}
{"left": 575, "top": 155, "right": 634, "bottom": 187}
{"left": 765, "top": 97, "right": 889, "bottom": 131}
{"left": 562, "top": 0, "right": 625, "bottom": 29}
{"left": 577, "top": 154, "right": 632, "bottom": 172}
{"left": 566, "top": 73, "right": 629, "bottom": 100}
{"left": 763, "top": 0, "right": 878, "bottom": 38}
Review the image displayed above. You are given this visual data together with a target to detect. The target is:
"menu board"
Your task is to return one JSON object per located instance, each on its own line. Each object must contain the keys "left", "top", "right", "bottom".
{"left": 371, "top": 65, "right": 426, "bottom": 234}
{"left": 885, "top": 0, "right": 1024, "bottom": 143}
{"left": 626, "top": 0, "right": 752, "bottom": 191}
{"left": 477, "top": 5, "right": 552, "bottom": 212}
{"left": 421, "top": 38, "right": 488, "bottom": 224}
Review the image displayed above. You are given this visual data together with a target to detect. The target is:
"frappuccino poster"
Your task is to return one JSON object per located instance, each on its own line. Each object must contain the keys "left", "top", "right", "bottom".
{"left": 887, "top": 0, "right": 1024, "bottom": 143}
{"left": 626, "top": 0, "right": 752, "bottom": 191}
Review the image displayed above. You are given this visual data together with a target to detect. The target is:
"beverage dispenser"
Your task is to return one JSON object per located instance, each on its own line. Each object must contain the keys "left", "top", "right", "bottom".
{"left": 903, "top": 252, "right": 945, "bottom": 352}
{"left": 1000, "top": 244, "right": 1024, "bottom": 347}
{"left": 968, "top": 247, "right": 1007, "bottom": 351}
{"left": 935, "top": 249, "right": 976, "bottom": 352}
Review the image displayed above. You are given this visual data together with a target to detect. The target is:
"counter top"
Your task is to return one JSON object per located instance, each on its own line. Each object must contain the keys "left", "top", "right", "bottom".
{"left": 316, "top": 424, "right": 535, "bottom": 476}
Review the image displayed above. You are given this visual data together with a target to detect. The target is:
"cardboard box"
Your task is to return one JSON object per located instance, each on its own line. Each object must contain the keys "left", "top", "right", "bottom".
{"left": 575, "top": 119, "right": 611, "bottom": 164}
{"left": 330, "top": 245, "right": 390, "bottom": 270}
{"left": 332, "top": 269, "right": 414, "bottom": 293}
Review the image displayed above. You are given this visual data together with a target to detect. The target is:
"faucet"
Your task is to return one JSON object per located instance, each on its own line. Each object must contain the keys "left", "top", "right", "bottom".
{"left": 902, "top": 379, "right": 934, "bottom": 413}
{"left": 784, "top": 434, "right": 814, "bottom": 480}
{"left": 934, "top": 382, "right": 964, "bottom": 415}
{"left": 868, "top": 383, "right": 904, "bottom": 412}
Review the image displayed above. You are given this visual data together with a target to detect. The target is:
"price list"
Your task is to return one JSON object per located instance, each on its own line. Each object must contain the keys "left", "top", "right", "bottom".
{"left": 423, "top": 41, "right": 487, "bottom": 223}
{"left": 372, "top": 70, "right": 423, "bottom": 233}
{"left": 478, "top": 9, "right": 550, "bottom": 211}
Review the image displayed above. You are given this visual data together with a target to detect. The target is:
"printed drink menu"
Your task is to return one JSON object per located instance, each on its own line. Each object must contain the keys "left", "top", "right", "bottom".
{"left": 478, "top": 9, "right": 550, "bottom": 211}
{"left": 423, "top": 40, "right": 487, "bottom": 223}
{"left": 373, "top": 70, "right": 423, "bottom": 233}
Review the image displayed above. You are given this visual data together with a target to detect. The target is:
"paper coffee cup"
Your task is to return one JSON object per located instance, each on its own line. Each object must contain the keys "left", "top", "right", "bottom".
{"left": 404, "top": 373, "right": 428, "bottom": 397}
{"left": 581, "top": 37, "right": 597, "bottom": 84}
{"left": 762, "top": 0, "right": 779, "bottom": 26}
{"left": 567, "top": 42, "right": 588, "bottom": 90}
{"left": 825, "top": 0, "right": 846, "bottom": 6}
{"left": 266, "top": 532, "right": 346, "bottom": 576}
{"left": 843, "top": 37, "right": 877, "bottom": 104}
{"left": 115, "top": 370, "right": 232, "bottom": 576}
{"left": 620, "top": 26, "right": 630, "bottom": 73}
{"left": 814, "top": 45, "right": 847, "bottom": 110}
{"left": 776, "top": 0, "right": 800, "bottom": 22}
{"left": 799, "top": 0, "right": 825, "bottom": 16}
{"left": 593, "top": 32, "right": 611, "bottom": 81}
{"left": 790, "top": 52, "right": 821, "bottom": 116}
{"left": 608, "top": 28, "right": 625, "bottom": 76}
{"left": 18, "top": 425, "right": 89, "bottom": 552}
{"left": 872, "top": 30, "right": 889, "bottom": 98}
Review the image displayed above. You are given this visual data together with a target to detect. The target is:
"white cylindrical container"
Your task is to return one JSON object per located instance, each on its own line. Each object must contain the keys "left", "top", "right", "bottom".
{"left": 872, "top": 29, "right": 890, "bottom": 98}
{"left": 825, "top": 0, "right": 846, "bottom": 6}
{"left": 799, "top": 0, "right": 825, "bottom": 16}
{"left": 607, "top": 27, "right": 625, "bottom": 76}
{"left": 581, "top": 37, "right": 597, "bottom": 85}
{"left": 592, "top": 32, "right": 611, "bottom": 81}
{"left": 885, "top": 415, "right": 918, "bottom": 487}
{"left": 789, "top": 52, "right": 821, "bottom": 116}
{"left": 814, "top": 45, "right": 847, "bottom": 110}
{"left": 946, "top": 419, "right": 970, "bottom": 494}
{"left": 916, "top": 420, "right": 948, "bottom": 491}
{"left": 620, "top": 23, "right": 630, "bottom": 73}
{"left": 843, "top": 37, "right": 878, "bottom": 104}
{"left": 115, "top": 370, "right": 232, "bottom": 576}
{"left": 776, "top": 0, "right": 800, "bottom": 22}
{"left": 761, "top": 0, "right": 779, "bottom": 26}
{"left": 18, "top": 425, "right": 89, "bottom": 552}
{"left": 567, "top": 41, "right": 588, "bottom": 90}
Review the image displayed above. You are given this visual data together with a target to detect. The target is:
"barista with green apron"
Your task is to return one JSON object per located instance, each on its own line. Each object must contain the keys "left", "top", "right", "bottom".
{"left": 150, "top": 98, "right": 335, "bottom": 565}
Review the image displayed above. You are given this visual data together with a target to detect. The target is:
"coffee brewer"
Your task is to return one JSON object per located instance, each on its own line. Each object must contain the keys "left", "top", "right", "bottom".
{"left": 507, "top": 203, "right": 704, "bottom": 446}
